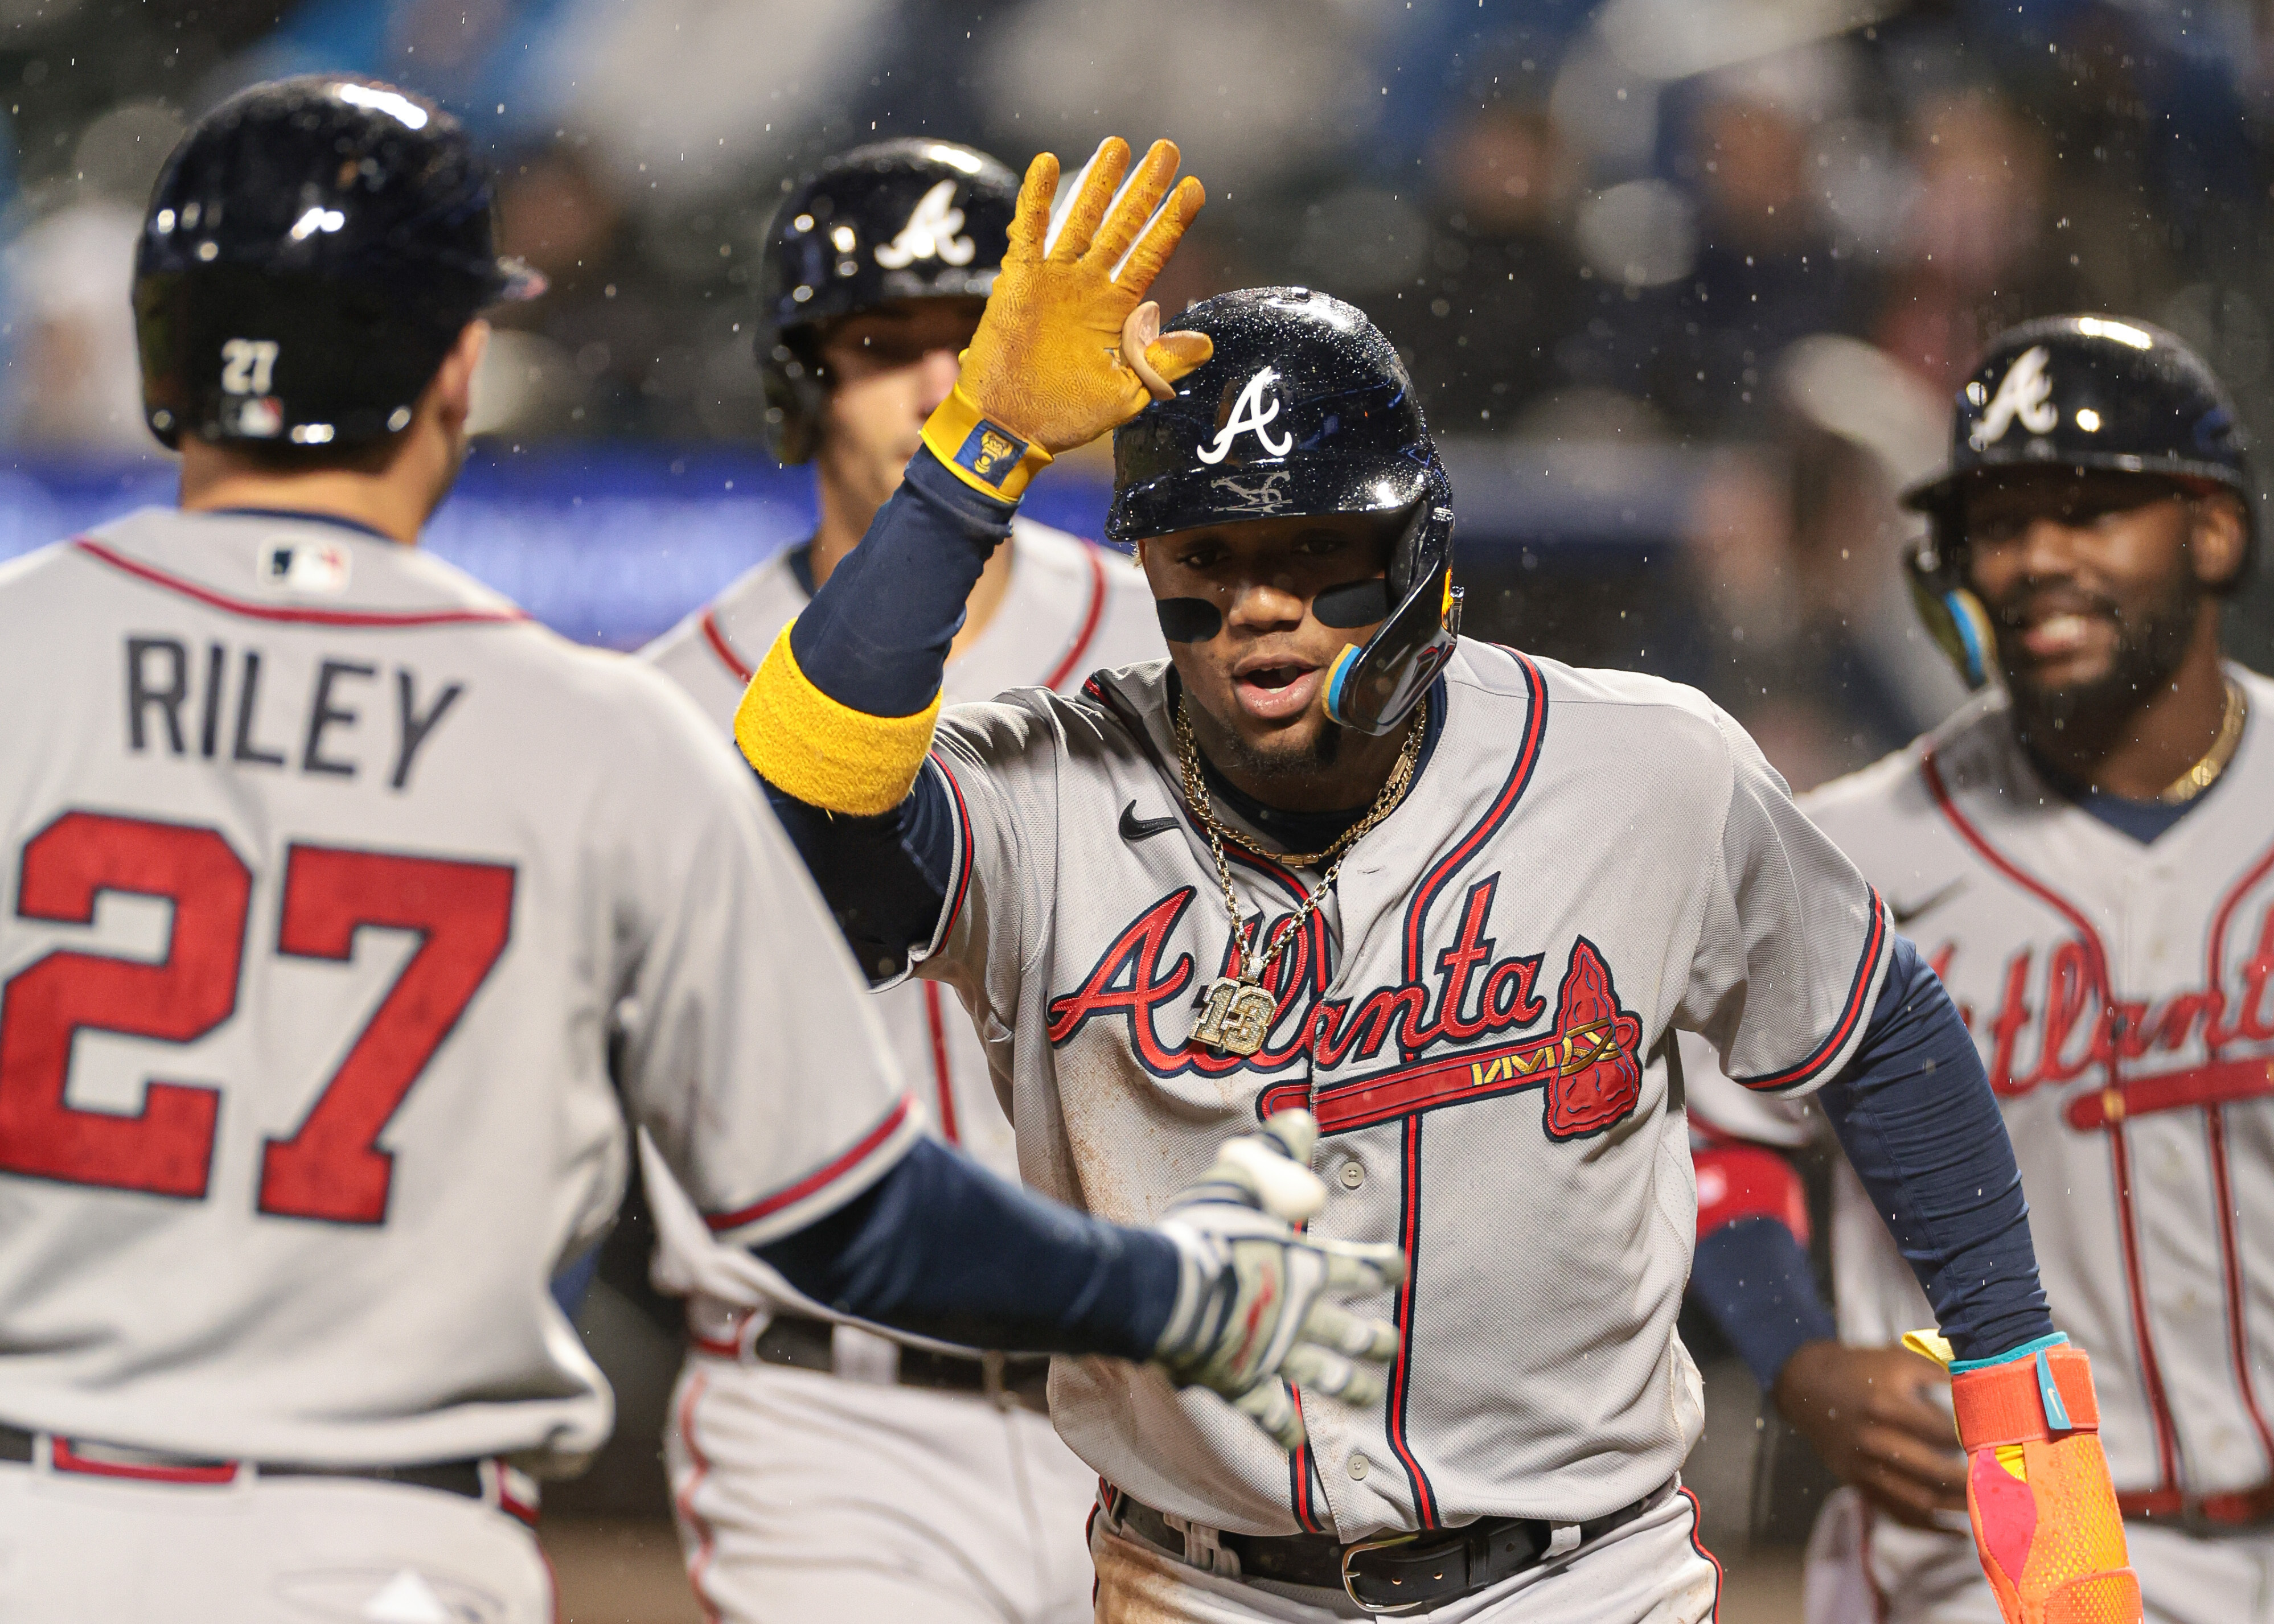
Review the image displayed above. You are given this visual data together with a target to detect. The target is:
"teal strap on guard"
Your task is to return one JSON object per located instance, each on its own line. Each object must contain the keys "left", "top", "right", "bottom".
{"left": 1951, "top": 1330, "right": 2068, "bottom": 1374}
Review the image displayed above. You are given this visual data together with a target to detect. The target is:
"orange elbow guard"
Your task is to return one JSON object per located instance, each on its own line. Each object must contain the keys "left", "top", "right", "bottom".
{"left": 1911, "top": 1333, "right": 2141, "bottom": 1624}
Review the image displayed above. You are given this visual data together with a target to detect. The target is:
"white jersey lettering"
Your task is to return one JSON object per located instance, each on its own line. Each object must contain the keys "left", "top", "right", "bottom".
{"left": 0, "top": 507, "right": 916, "bottom": 1470}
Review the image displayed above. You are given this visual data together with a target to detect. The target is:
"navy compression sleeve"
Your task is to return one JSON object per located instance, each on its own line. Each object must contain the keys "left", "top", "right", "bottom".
{"left": 765, "top": 771, "right": 958, "bottom": 983}
{"left": 757, "top": 445, "right": 1005, "bottom": 977}
{"left": 757, "top": 1138, "right": 1179, "bottom": 1357}
{"left": 790, "top": 446, "right": 1014, "bottom": 714}
{"left": 1817, "top": 934, "right": 2055, "bottom": 1362}
{"left": 1690, "top": 1216, "right": 1837, "bottom": 1391}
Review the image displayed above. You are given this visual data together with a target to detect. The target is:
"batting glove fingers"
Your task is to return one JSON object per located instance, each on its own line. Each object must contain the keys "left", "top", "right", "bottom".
{"left": 949, "top": 138, "right": 1210, "bottom": 454}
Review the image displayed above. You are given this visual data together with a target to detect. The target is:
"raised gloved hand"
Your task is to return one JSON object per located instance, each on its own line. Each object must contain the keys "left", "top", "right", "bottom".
{"left": 1152, "top": 1111, "right": 1404, "bottom": 1450}
{"left": 920, "top": 137, "right": 1213, "bottom": 501}
{"left": 1904, "top": 1330, "right": 2141, "bottom": 1623}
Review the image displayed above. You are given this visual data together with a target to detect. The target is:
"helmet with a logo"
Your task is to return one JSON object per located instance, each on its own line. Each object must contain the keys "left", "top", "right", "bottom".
{"left": 134, "top": 75, "right": 540, "bottom": 452}
{"left": 1899, "top": 314, "right": 2254, "bottom": 688}
{"left": 756, "top": 139, "right": 1019, "bottom": 463}
{"left": 1108, "top": 286, "right": 1460, "bottom": 737}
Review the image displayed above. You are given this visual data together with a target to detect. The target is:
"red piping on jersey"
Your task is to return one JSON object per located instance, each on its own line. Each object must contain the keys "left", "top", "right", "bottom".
{"left": 1678, "top": 1487, "right": 1724, "bottom": 1621}
{"left": 1732, "top": 891, "right": 1887, "bottom": 1093}
{"left": 699, "top": 609, "right": 755, "bottom": 683}
{"left": 486, "top": 1458, "right": 541, "bottom": 1527}
{"left": 1385, "top": 1113, "right": 1442, "bottom": 1526}
{"left": 1920, "top": 745, "right": 2183, "bottom": 1494}
{"left": 2197, "top": 832, "right": 2274, "bottom": 1479}
{"left": 1041, "top": 547, "right": 1111, "bottom": 691}
{"left": 701, "top": 1095, "right": 914, "bottom": 1234}
{"left": 921, "top": 982, "right": 962, "bottom": 1143}
{"left": 48, "top": 1437, "right": 239, "bottom": 1484}
{"left": 2206, "top": 1104, "right": 2274, "bottom": 1478}
{"left": 2203, "top": 833, "right": 2274, "bottom": 1036}
{"left": 1401, "top": 650, "right": 1545, "bottom": 994}
{"left": 674, "top": 1370, "right": 723, "bottom": 1624}
{"left": 72, "top": 538, "right": 528, "bottom": 627}
{"left": 931, "top": 755, "right": 977, "bottom": 948}
{"left": 1285, "top": 1388, "right": 1324, "bottom": 1532}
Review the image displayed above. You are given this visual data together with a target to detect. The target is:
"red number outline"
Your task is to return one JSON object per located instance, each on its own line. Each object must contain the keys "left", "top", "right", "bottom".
{"left": 0, "top": 811, "right": 251, "bottom": 1199}
{"left": 258, "top": 845, "right": 516, "bottom": 1225}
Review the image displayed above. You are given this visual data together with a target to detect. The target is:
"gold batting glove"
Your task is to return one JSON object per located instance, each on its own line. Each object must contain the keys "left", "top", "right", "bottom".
{"left": 921, "top": 138, "right": 1213, "bottom": 501}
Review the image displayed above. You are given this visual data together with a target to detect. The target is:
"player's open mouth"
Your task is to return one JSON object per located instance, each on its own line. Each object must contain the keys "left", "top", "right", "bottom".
{"left": 1231, "top": 660, "right": 1323, "bottom": 721}
{"left": 2008, "top": 599, "right": 2116, "bottom": 663}
{"left": 2018, "top": 612, "right": 2096, "bottom": 657}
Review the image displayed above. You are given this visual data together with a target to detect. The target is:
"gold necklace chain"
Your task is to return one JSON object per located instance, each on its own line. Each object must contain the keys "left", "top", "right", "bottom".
{"left": 1175, "top": 700, "right": 1423, "bottom": 989}
{"left": 2158, "top": 676, "right": 2249, "bottom": 805}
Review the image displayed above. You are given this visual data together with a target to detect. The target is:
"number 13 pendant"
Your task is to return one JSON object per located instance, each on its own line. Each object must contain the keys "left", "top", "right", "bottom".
{"left": 1192, "top": 975, "right": 1277, "bottom": 1058}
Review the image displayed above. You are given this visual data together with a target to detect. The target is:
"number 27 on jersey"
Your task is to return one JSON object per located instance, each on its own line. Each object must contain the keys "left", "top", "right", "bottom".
{"left": 0, "top": 809, "right": 512, "bottom": 1224}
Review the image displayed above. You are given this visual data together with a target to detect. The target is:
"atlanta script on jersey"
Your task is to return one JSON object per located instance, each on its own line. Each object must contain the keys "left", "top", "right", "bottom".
{"left": 0, "top": 509, "right": 917, "bottom": 1470}
{"left": 908, "top": 643, "right": 1891, "bottom": 1539}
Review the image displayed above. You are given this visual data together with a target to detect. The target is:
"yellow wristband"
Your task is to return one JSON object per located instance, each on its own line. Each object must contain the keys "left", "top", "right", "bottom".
{"left": 920, "top": 384, "right": 1053, "bottom": 503}
{"left": 735, "top": 625, "right": 943, "bottom": 816}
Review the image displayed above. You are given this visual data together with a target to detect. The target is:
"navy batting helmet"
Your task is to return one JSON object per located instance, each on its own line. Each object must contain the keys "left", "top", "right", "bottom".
{"left": 1108, "top": 287, "right": 1460, "bottom": 738}
{"left": 1900, "top": 314, "right": 2254, "bottom": 688}
{"left": 134, "top": 75, "right": 540, "bottom": 452}
{"left": 756, "top": 139, "right": 1018, "bottom": 464}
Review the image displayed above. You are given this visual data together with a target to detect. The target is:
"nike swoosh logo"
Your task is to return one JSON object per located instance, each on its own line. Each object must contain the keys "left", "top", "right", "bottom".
{"left": 1120, "top": 801, "right": 1181, "bottom": 842}
{"left": 1890, "top": 878, "right": 1968, "bottom": 927}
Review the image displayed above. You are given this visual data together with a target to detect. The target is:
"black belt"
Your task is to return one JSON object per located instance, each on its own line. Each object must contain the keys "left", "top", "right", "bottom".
{"left": 1107, "top": 1477, "right": 1677, "bottom": 1614}
{"left": 738, "top": 1311, "right": 1054, "bottom": 1414}
{"left": 0, "top": 1422, "right": 534, "bottom": 1522}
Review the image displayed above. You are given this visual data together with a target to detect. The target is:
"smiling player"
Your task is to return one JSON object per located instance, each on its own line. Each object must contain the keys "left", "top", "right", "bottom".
{"left": 1685, "top": 315, "right": 2270, "bottom": 1624}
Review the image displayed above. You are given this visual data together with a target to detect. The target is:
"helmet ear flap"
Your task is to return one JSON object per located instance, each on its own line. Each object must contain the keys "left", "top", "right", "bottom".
{"left": 1905, "top": 517, "right": 1997, "bottom": 691}
{"left": 760, "top": 331, "right": 831, "bottom": 465}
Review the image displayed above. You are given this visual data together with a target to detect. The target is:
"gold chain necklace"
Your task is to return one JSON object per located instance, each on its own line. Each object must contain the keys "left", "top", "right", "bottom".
{"left": 1176, "top": 700, "right": 1424, "bottom": 1057}
{"left": 2157, "top": 677, "right": 2248, "bottom": 805}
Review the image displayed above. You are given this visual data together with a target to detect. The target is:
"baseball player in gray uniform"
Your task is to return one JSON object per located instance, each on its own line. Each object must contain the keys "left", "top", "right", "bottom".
{"left": 1685, "top": 316, "right": 2273, "bottom": 1623}
{"left": 733, "top": 139, "right": 2141, "bottom": 1622}
{"left": 643, "top": 141, "right": 1157, "bottom": 1624}
{"left": 0, "top": 83, "right": 1402, "bottom": 1624}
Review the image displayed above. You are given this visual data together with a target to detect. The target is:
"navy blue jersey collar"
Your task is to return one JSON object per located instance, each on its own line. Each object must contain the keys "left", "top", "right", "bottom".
{"left": 205, "top": 505, "right": 400, "bottom": 544}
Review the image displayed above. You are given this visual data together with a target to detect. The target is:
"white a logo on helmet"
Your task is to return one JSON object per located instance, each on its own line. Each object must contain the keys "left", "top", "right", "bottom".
{"left": 1196, "top": 368, "right": 1294, "bottom": 465}
{"left": 873, "top": 180, "right": 974, "bottom": 269}
{"left": 1969, "top": 345, "right": 2059, "bottom": 448}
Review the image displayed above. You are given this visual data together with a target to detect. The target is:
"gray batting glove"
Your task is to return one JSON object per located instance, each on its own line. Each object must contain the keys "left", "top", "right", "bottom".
{"left": 1150, "top": 1111, "right": 1406, "bottom": 1450}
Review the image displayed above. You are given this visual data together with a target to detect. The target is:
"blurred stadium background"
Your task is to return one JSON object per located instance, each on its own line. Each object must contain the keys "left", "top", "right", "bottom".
{"left": 10, "top": 0, "right": 2273, "bottom": 1615}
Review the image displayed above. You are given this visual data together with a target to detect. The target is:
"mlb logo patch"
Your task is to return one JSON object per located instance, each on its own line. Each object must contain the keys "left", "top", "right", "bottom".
{"left": 230, "top": 396, "right": 285, "bottom": 438}
{"left": 260, "top": 537, "right": 352, "bottom": 594}
{"left": 953, "top": 420, "right": 1028, "bottom": 490}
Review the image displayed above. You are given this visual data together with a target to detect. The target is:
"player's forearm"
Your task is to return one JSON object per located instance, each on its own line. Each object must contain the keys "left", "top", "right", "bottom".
{"left": 1818, "top": 935, "right": 2055, "bottom": 1362}
{"left": 762, "top": 770, "right": 957, "bottom": 983}
{"left": 736, "top": 447, "right": 1013, "bottom": 814}
{"left": 756, "top": 1137, "right": 1177, "bottom": 1357}
{"left": 1689, "top": 1215, "right": 1837, "bottom": 1391}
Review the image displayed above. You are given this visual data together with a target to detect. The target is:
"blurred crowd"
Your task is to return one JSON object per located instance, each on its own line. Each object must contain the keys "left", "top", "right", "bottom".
{"left": 3, "top": 0, "right": 2272, "bottom": 780}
